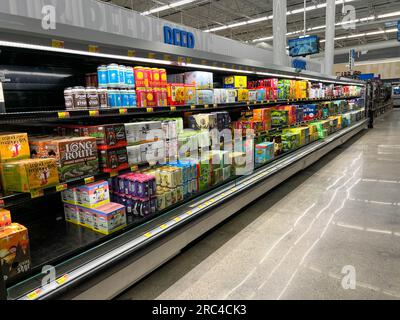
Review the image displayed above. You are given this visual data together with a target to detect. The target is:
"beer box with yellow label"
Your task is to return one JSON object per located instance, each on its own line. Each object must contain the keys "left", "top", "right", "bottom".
{"left": 223, "top": 76, "right": 248, "bottom": 89}
{"left": 0, "top": 133, "right": 30, "bottom": 163}
{"left": 237, "top": 89, "right": 249, "bottom": 102}
{"left": 1, "top": 158, "right": 59, "bottom": 193}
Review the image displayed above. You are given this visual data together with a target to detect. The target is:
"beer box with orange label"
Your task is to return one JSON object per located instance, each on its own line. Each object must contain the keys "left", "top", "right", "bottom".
{"left": 0, "top": 223, "right": 31, "bottom": 280}
{"left": 0, "top": 133, "right": 30, "bottom": 163}
{"left": 1, "top": 158, "right": 59, "bottom": 193}
{"left": 0, "top": 208, "right": 11, "bottom": 231}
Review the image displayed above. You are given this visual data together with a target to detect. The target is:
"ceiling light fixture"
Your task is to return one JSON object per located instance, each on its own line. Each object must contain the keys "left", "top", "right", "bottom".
{"left": 141, "top": 0, "right": 196, "bottom": 16}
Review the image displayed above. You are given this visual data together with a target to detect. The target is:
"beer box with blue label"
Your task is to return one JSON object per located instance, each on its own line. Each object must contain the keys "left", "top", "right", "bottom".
{"left": 255, "top": 142, "right": 274, "bottom": 164}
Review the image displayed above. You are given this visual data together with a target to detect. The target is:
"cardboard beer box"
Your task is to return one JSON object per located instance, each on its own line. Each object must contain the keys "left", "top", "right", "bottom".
{"left": 77, "top": 124, "right": 127, "bottom": 150}
{"left": 196, "top": 90, "right": 214, "bottom": 105}
{"left": 223, "top": 75, "right": 247, "bottom": 89}
{"left": 255, "top": 142, "right": 274, "bottom": 164}
{"left": 64, "top": 203, "right": 80, "bottom": 225}
{"left": 125, "top": 121, "right": 163, "bottom": 146}
{"left": 0, "top": 208, "right": 11, "bottom": 231}
{"left": 0, "top": 133, "right": 30, "bottom": 163}
{"left": 77, "top": 180, "right": 110, "bottom": 209}
{"left": 61, "top": 187, "right": 79, "bottom": 205}
{"left": 167, "top": 83, "right": 186, "bottom": 106}
{"left": 99, "top": 147, "right": 129, "bottom": 172}
{"left": 271, "top": 110, "right": 289, "bottom": 127}
{"left": 30, "top": 137, "right": 99, "bottom": 181}
{"left": 189, "top": 114, "right": 217, "bottom": 131}
{"left": 184, "top": 71, "right": 213, "bottom": 90}
{"left": 1, "top": 158, "right": 59, "bottom": 193}
{"left": 0, "top": 223, "right": 30, "bottom": 281}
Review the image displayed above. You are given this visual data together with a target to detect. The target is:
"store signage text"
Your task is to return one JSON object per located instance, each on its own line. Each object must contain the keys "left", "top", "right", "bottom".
{"left": 292, "top": 59, "right": 307, "bottom": 70}
{"left": 163, "top": 26, "right": 195, "bottom": 49}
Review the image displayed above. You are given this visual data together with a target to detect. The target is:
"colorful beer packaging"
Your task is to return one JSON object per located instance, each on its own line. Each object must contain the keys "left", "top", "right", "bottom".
{"left": 255, "top": 142, "right": 275, "bottom": 164}
{"left": 1, "top": 158, "right": 59, "bottom": 193}
{"left": 189, "top": 113, "right": 217, "bottom": 131}
{"left": 0, "top": 208, "right": 11, "bottom": 231}
{"left": 223, "top": 76, "right": 247, "bottom": 89}
{"left": 29, "top": 137, "right": 99, "bottom": 181}
{"left": 0, "top": 133, "right": 30, "bottom": 163}
{"left": 167, "top": 83, "right": 186, "bottom": 106}
{"left": 271, "top": 110, "right": 289, "bottom": 127}
{"left": 99, "top": 147, "right": 129, "bottom": 172}
{"left": 91, "top": 202, "right": 127, "bottom": 235}
{"left": 76, "top": 180, "right": 110, "bottom": 209}
{"left": 0, "top": 223, "right": 31, "bottom": 280}
{"left": 184, "top": 71, "right": 213, "bottom": 89}
{"left": 196, "top": 90, "right": 214, "bottom": 105}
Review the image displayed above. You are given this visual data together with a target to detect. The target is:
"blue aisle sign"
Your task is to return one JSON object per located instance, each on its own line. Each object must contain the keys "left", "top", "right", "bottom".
{"left": 164, "top": 26, "right": 195, "bottom": 49}
{"left": 292, "top": 59, "right": 307, "bottom": 70}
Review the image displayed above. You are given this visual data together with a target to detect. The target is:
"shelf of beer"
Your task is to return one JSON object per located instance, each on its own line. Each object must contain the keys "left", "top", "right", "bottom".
{"left": 0, "top": 96, "right": 362, "bottom": 123}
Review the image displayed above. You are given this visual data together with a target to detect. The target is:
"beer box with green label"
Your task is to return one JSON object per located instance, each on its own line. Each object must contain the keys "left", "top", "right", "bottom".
{"left": 281, "top": 132, "right": 301, "bottom": 152}
{"left": 271, "top": 110, "right": 289, "bottom": 127}
{"left": 30, "top": 137, "right": 99, "bottom": 181}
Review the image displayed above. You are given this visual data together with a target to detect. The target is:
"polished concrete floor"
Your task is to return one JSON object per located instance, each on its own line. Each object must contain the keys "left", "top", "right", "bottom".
{"left": 118, "top": 110, "right": 400, "bottom": 300}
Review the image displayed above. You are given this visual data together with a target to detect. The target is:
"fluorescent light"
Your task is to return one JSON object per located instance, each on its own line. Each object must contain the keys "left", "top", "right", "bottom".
{"left": 247, "top": 16, "right": 269, "bottom": 24}
{"left": 228, "top": 21, "right": 248, "bottom": 28}
{"left": 365, "top": 30, "right": 385, "bottom": 36}
{"left": 377, "top": 11, "right": 400, "bottom": 19}
{"left": 141, "top": 0, "right": 196, "bottom": 16}
{"left": 252, "top": 36, "right": 273, "bottom": 43}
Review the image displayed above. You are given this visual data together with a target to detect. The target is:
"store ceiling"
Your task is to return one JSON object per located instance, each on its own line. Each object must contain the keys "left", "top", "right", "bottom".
{"left": 101, "top": 0, "right": 400, "bottom": 52}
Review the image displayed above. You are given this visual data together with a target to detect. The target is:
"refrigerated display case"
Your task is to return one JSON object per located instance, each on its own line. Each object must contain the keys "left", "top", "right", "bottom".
{"left": 0, "top": 1, "right": 367, "bottom": 300}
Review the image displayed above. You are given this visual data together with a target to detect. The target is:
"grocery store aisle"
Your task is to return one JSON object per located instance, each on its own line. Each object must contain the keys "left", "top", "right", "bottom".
{"left": 118, "top": 110, "right": 400, "bottom": 300}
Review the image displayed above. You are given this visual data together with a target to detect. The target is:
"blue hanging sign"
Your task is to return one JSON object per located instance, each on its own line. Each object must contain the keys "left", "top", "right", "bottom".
{"left": 164, "top": 26, "right": 195, "bottom": 49}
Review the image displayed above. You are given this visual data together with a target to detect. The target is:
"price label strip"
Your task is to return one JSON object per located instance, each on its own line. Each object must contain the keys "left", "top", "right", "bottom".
{"left": 89, "top": 110, "right": 99, "bottom": 117}
{"left": 31, "top": 189, "right": 44, "bottom": 199}
{"left": 26, "top": 289, "right": 42, "bottom": 300}
{"left": 58, "top": 112, "right": 70, "bottom": 119}
{"left": 84, "top": 176, "right": 95, "bottom": 184}
{"left": 56, "top": 184, "right": 68, "bottom": 192}
{"left": 56, "top": 274, "right": 69, "bottom": 285}
{"left": 52, "top": 39, "right": 64, "bottom": 48}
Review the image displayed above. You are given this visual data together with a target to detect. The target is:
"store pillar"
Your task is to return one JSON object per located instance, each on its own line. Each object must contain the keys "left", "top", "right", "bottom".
{"left": 324, "top": 0, "right": 336, "bottom": 75}
{"left": 273, "top": 0, "right": 288, "bottom": 67}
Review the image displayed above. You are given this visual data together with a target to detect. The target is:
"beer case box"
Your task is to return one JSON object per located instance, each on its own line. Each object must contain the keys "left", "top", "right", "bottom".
{"left": 77, "top": 180, "right": 110, "bottom": 209}
{"left": 248, "top": 90, "right": 258, "bottom": 102}
{"left": 124, "top": 121, "right": 163, "bottom": 146}
{"left": 222, "top": 165, "right": 232, "bottom": 181}
{"left": 31, "top": 137, "right": 99, "bottom": 181}
{"left": 271, "top": 110, "right": 289, "bottom": 127}
{"left": 255, "top": 142, "right": 274, "bottom": 164}
{"left": 1, "top": 159, "right": 59, "bottom": 193}
{"left": 284, "top": 127, "right": 309, "bottom": 146}
{"left": 64, "top": 203, "right": 80, "bottom": 225}
{"left": 302, "top": 105, "right": 319, "bottom": 121}
{"left": 212, "top": 168, "right": 223, "bottom": 186}
{"left": 0, "top": 208, "right": 11, "bottom": 230}
{"left": 77, "top": 206, "right": 94, "bottom": 228}
{"left": 223, "top": 76, "right": 247, "bottom": 89}
{"left": 99, "top": 147, "right": 129, "bottom": 172}
{"left": 184, "top": 71, "right": 213, "bottom": 90}
{"left": 75, "top": 124, "right": 127, "bottom": 150}
{"left": 0, "top": 223, "right": 31, "bottom": 281}
{"left": 61, "top": 187, "right": 79, "bottom": 205}
{"left": 214, "top": 111, "right": 231, "bottom": 130}
{"left": 91, "top": 202, "right": 127, "bottom": 235}
{"left": 167, "top": 83, "right": 186, "bottom": 106}
{"left": 184, "top": 84, "right": 196, "bottom": 105}
{"left": 237, "top": 89, "right": 249, "bottom": 102}
{"left": 196, "top": 90, "right": 214, "bottom": 105}
{"left": 282, "top": 132, "right": 301, "bottom": 152}
{"left": 213, "top": 89, "right": 228, "bottom": 104}
{"left": 253, "top": 108, "right": 272, "bottom": 130}
{"left": 140, "top": 141, "right": 165, "bottom": 164}
{"left": 189, "top": 114, "right": 217, "bottom": 131}
{"left": 0, "top": 133, "right": 30, "bottom": 163}
{"left": 256, "top": 89, "right": 267, "bottom": 102}
{"left": 226, "top": 89, "right": 237, "bottom": 103}
{"left": 275, "top": 105, "right": 297, "bottom": 125}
